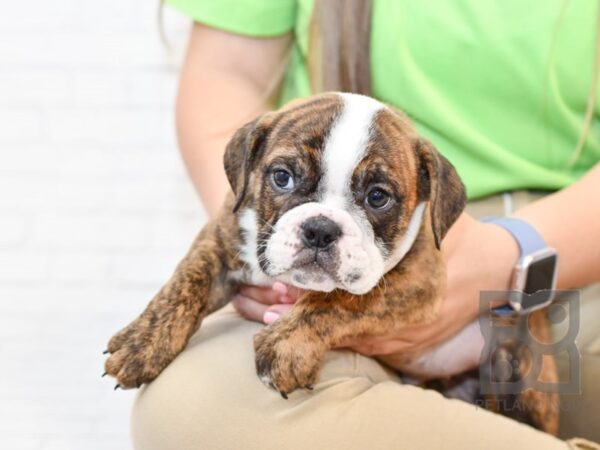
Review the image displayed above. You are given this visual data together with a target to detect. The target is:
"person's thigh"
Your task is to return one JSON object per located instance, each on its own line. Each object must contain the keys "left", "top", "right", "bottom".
{"left": 131, "top": 307, "right": 568, "bottom": 450}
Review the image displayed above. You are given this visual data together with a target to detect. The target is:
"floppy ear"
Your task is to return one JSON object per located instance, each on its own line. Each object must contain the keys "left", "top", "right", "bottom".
{"left": 223, "top": 115, "right": 272, "bottom": 213}
{"left": 416, "top": 138, "right": 466, "bottom": 250}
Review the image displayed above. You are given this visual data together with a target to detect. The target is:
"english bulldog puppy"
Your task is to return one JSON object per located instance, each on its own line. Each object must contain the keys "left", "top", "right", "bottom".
{"left": 104, "top": 92, "right": 557, "bottom": 433}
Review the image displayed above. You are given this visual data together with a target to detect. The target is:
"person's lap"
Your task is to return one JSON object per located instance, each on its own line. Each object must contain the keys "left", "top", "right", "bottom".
{"left": 131, "top": 306, "right": 571, "bottom": 450}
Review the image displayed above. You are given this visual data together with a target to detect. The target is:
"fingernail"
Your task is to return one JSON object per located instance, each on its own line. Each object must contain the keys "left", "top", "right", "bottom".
{"left": 280, "top": 295, "right": 294, "bottom": 304}
{"left": 272, "top": 282, "right": 287, "bottom": 295}
{"left": 263, "top": 311, "right": 280, "bottom": 324}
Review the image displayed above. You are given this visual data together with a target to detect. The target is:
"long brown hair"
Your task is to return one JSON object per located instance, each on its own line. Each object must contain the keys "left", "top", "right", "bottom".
{"left": 309, "top": 0, "right": 373, "bottom": 96}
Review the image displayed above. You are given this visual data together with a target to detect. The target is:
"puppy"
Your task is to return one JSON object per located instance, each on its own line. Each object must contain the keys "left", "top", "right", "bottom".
{"left": 104, "top": 92, "right": 557, "bottom": 433}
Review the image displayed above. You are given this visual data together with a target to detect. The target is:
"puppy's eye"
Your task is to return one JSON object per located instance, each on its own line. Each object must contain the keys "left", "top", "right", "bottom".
{"left": 366, "top": 189, "right": 390, "bottom": 209}
{"left": 272, "top": 169, "right": 294, "bottom": 190}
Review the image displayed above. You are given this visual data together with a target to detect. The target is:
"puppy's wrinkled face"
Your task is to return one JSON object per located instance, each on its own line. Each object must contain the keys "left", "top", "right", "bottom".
{"left": 227, "top": 93, "right": 459, "bottom": 295}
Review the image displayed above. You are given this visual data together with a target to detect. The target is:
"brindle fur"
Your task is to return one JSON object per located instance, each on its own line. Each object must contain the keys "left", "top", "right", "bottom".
{"left": 104, "top": 93, "right": 558, "bottom": 435}
{"left": 105, "top": 195, "right": 244, "bottom": 388}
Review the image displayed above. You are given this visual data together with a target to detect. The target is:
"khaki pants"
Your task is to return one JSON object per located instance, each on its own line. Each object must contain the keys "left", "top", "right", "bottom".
{"left": 131, "top": 193, "right": 600, "bottom": 449}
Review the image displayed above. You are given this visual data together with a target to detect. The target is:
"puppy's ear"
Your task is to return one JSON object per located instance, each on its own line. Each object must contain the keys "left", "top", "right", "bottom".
{"left": 223, "top": 114, "right": 273, "bottom": 213}
{"left": 416, "top": 138, "right": 466, "bottom": 249}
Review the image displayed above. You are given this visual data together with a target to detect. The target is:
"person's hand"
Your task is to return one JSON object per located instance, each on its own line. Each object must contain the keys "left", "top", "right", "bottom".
{"left": 232, "top": 282, "right": 304, "bottom": 324}
{"left": 233, "top": 213, "right": 519, "bottom": 378}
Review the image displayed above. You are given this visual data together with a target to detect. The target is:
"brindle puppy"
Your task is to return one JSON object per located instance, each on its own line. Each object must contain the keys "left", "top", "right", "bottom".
{"left": 104, "top": 92, "right": 558, "bottom": 434}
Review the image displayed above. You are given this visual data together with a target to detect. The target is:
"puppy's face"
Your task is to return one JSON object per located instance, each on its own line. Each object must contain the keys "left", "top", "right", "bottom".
{"left": 225, "top": 93, "right": 465, "bottom": 294}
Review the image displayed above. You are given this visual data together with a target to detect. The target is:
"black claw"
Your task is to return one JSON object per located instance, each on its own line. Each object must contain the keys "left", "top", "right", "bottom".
{"left": 280, "top": 391, "right": 288, "bottom": 400}
{"left": 304, "top": 385, "right": 314, "bottom": 391}
{"left": 136, "top": 383, "right": 141, "bottom": 389}
{"left": 268, "top": 382, "right": 276, "bottom": 390}
{"left": 101, "top": 372, "right": 107, "bottom": 378}
{"left": 114, "top": 384, "right": 121, "bottom": 391}
{"left": 103, "top": 350, "right": 110, "bottom": 355}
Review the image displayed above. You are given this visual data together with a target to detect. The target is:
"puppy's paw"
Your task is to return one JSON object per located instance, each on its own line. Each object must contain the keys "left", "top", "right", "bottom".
{"left": 253, "top": 326, "right": 323, "bottom": 398}
{"left": 104, "top": 318, "right": 175, "bottom": 389}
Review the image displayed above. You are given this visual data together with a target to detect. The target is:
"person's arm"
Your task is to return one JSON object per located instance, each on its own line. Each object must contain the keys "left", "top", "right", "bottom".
{"left": 176, "top": 23, "right": 291, "bottom": 216}
{"left": 513, "top": 162, "right": 600, "bottom": 289}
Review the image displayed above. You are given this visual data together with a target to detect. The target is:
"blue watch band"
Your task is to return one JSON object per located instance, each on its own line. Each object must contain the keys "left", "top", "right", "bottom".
{"left": 483, "top": 217, "right": 548, "bottom": 256}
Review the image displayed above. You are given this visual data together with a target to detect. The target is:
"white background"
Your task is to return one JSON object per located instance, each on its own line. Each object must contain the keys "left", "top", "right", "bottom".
{"left": 0, "top": 2, "right": 206, "bottom": 449}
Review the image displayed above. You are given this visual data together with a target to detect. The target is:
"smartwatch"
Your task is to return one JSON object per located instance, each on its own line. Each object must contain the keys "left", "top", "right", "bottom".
{"left": 482, "top": 217, "right": 559, "bottom": 314}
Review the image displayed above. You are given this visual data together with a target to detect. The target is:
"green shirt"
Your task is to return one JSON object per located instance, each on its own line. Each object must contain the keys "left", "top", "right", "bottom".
{"left": 167, "top": 0, "right": 600, "bottom": 199}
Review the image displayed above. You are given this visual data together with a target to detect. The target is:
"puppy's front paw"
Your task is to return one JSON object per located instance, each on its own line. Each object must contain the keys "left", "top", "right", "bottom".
{"left": 104, "top": 317, "right": 176, "bottom": 389}
{"left": 253, "top": 326, "right": 323, "bottom": 398}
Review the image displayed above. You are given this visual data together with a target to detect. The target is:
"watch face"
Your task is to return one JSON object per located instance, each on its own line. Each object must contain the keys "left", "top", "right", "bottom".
{"left": 524, "top": 254, "right": 557, "bottom": 294}
{"left": 521, "top": 254, "right": 557, "bottom": 310}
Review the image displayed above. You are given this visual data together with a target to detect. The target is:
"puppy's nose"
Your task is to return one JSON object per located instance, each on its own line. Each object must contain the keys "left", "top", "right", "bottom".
{"left": 300, "top": 216, "right": 342, "bottom": 250}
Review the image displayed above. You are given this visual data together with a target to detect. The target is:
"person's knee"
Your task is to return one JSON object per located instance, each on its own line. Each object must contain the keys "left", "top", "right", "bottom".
{"left": 131, "top": 309, "right": 262, "bottom": 449}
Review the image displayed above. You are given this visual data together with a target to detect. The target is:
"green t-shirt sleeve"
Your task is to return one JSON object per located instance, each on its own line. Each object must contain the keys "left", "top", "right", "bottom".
{"left": 165, "top": 0, "right": 297, "bottom": 37}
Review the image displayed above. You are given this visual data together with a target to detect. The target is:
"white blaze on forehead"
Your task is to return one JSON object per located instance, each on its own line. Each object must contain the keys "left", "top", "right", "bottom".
{"left": 321, "top": 93, "right": 385, "bottom": 206}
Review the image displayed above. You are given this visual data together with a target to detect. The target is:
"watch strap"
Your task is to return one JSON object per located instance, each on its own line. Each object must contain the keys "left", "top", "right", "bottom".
{"left": 481, "top": 217, "right": 547, "bottom": 256}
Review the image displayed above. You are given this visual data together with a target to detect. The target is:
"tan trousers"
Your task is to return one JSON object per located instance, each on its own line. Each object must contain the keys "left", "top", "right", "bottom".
{"left": 131, "top": 193, "right": 600, "bottom": 450}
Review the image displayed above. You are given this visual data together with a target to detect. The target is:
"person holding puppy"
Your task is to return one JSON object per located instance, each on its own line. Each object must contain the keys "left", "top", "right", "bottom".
{"left": 131, "top": 1, "right": 600, "bottom": 448}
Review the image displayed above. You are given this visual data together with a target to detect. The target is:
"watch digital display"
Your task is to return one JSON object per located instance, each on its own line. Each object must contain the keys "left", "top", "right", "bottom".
{"left": 524, "top": 254, "right": 557, "bottom": 294}
{"left": 520, "top": 254, "right": 558, "bottom": 310}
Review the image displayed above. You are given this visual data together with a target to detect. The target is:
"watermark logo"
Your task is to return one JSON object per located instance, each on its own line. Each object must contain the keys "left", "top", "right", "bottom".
{"left": 478, "top": 290, "right": 580, "bottom": 396}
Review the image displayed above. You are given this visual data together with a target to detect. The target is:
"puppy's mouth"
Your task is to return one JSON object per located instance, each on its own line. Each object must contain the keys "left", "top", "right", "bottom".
{"left": 289, "top": 248, "right": 340, "bottom": 284}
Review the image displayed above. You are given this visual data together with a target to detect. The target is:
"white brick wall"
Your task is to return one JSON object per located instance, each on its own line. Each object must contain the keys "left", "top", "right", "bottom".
{"left": 0, "top": 2, "right": 204, "bottom": 449}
